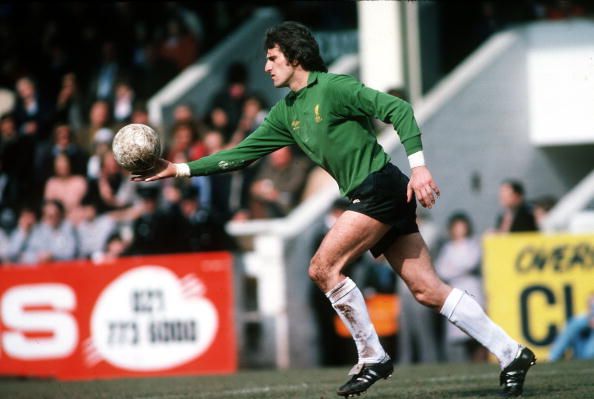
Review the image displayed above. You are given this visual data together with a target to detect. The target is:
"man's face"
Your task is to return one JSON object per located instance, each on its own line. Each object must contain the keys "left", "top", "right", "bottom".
{"left": 265, "top": 45, "right": 295, "bottom": 88}
{"left": 499, "top": 183, "right": 521, "bottom": 209}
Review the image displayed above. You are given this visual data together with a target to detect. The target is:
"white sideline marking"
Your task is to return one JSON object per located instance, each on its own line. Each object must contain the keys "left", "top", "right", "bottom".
{"left": 136, "top": 368, "right": 594, "bottom": 398}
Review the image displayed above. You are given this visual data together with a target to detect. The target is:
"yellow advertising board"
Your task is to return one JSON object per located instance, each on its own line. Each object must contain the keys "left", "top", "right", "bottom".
{"left": 483, "top": 233, "right": 594, "bottom": 362}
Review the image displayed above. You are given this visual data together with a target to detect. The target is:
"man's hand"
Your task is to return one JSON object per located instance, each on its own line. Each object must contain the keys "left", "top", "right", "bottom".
{"left": 131, "top": 159, "right": 177, "bottom": 182}
{"left": 407, "top": 166, "right": 441, "bottom": 209}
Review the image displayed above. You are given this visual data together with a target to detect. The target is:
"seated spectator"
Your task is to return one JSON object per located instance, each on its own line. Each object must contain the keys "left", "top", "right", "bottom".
{"left": 158, "top": 17, "right": 199, "bottom": 70}
{"left": 13, "top": 76, "right": 54, "bottom": 140}
{"left": 92, "top": 232, "right": 128, "bottom": 265}
{"left": 435, "top": 212, "right": 486, "bottom": 363}
{"left": 87, "top": 41, "right": 122, "bottom": 103}
{"left": 0, "top": 226, "right": 7, "bottom": 264}
{"left": 11, "top": 200, "right": 77, "bottom": 264}
{"left": 249, "top": 147, "right": 311, "bottom": 218}
{"left": 35, "top": 123, "right": 88, "bottom": 187}
{"left": 495, "top": 179, "right": 537, "bottom": 233}
{"left": 44, "top": 153, "right": 88, "bottom": 217}
{"left": 0, "top": 114, "right": 32, "bottom": 228}
{"left": 205, "top": 106, "right": 233, "bottom": 142}
{"left": 131, "top": 101, "right": 150, "bottom": 125}
{"left": 85, "top": 150, "right": 137, "bottom": 213}
{"left": 71, "top": 199, "right": 117, "bottom": 259}
{"left": 164, "top": 121, "right": 206, "bottom": 163}
{"left": 7, "top": 207, "right": 37, "bottom": 263}
{"left": 55, "top": 72, "right": 84, "bottom": 132}
{"left": 532, "top": 195, "right": 557, "bottom": 231}
{"left": 112, "top": 80, "right": 135, "bottom": 125}
{"left": 178, "top": 185, "right": 235, "bottom": 251}
{"left": 549, "top": 293, "right": 594, "bottom": 361}
{"left": 127, "top": 185, "right": 186, "bottom": 255}
{"left": 80, "top": 99, "right": 113, "bottom": 152}
{"left": 227, "top": 94, "right": 268, "bottom": 148}
{"left": 87, "top": 128, "right": 114, "bottom": 179}
{"left": 211, "top": 62, "right": 249, "bottom": 133}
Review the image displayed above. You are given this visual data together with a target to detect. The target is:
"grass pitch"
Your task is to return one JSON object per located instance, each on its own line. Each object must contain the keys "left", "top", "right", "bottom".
{"left": 1, "top": 359, "right": 593, "bottom": 399}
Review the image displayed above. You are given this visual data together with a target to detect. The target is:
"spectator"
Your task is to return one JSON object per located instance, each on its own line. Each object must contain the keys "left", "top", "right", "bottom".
{"left": 165, "top": 121, "right": 206, "bottom": 163}
{"left": 435, "top": 212, "right": 486, "bottom": 363}
{"left": 44, "top": 153, "right": 88, "bottom": 217}
{"left": 127, "top": 185, "right": 185, "bottom": 255}
{"left": 158, "top": 17, "right": 199, "bottom": 70}
{"left": 87, "top": 128, "right": 114, "bottom": 179}
{"left": 131, "top": 42, "right": 178, "bottom": 99}
{"left": 131, "top": 101, "right": 151, "bottom": 125}
{"left": 112, "top": 80, "right": 135, "bottom": 125}
{"left": 397, "top": 210, "right": 441, "bottom": 365}
{"left": 7, "top": 207, "right": 37, "bottom": 263}
{"left": 13, "top": 76, "right": 54, "bottom": 141}
{"left": 35, "top": 123, "right": 88, "bottom": 188}
{"left": 532, "top": 195, "right": 557, "bottom": 231}
{"left": 80, "top": 99, "right": 113, "bottom": 152}
{"left": 549, "top": 293, "right": 594, "bottom": 361}
{"left": 0, "top": 225, "right": 8, "bottom": 264}
{"left": 495, "top": 179, "right": 538, "bottom": 233}
{"left": 205, "top": 106, "right": 233, "bottom": 142}
{"left": 12, "top": 200, "right": 77, "bottom": 264}
{"left": 250, "top": 147, "right": 311, "bottom": 218}
{"left": 227, "top": 94, "right": 268, "bottom": 147}
{"left": 211, "top": 62, "right": 250, "bottom": 136}
{"left": 92, "top": 232, "right": 128, "bottom": 264}
{"left": 178, "top": 185, "right": 234, "bottom": 251}
{"left": 85, "top": 150, "right": 137, "bottom": 213}
{"left": 0, "top": 114, "right": 32, "bottom": 226}
{"left": 72, "top": 200, "right": 117, "bottom": 259}
{"left": 88, "top": 41, "right": 122, "bottom": 102}
{"left": 55, "top": 72, "right": 84, "bottom": 132}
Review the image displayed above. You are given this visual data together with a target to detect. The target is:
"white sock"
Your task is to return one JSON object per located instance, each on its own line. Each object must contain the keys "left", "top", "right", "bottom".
{"left": 326, "top": 277, "right": 387, "bottom": 364}
{"left": 440, "top": 288, "right": 520, "bottom": 369}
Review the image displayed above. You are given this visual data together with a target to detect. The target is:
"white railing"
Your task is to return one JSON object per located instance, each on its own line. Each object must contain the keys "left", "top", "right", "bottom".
{"left": 542, "top": 169, "right": 594, "bottom": 232}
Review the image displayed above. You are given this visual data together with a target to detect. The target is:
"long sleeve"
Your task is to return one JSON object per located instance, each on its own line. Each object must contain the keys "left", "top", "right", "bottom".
{"left": 549, "top": 316, "right": 586, "bottom": 361}
{"left": 331, "top": 74, "right": 423, "bottom": 156}
{"left": 7, "top": 228, "right": 29, "bottom": 262}
{"left": 187, "top": 104, "right": 295, "bottom": 176}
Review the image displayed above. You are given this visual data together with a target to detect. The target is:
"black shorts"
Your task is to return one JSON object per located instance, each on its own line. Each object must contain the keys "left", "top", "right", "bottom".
{"left": 346, "top": 163, "right": 419, "bottom": 258}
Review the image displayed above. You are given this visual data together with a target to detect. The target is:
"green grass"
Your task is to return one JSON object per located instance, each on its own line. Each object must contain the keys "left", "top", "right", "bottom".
{"left": 1, "top": 360, "right": 593, "bottom": 399}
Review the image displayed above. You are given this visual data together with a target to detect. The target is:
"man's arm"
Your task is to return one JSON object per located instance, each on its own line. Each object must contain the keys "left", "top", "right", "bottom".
{"left": 332, "top": 74, "right": 440, "bottom": 208}
{"left": 549, "top": 316, "right": 585, "bottom": 361}
{"left": 133, "top": 106, "right": 294, "bottom": 182}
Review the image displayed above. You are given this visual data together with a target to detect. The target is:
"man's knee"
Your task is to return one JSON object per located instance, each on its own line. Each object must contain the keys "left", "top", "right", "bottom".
{"left": 308, "top": 253, "right": 338, "bottom": 285}
{"left": 411, "top": 282, "right": 448, "bottom": 309}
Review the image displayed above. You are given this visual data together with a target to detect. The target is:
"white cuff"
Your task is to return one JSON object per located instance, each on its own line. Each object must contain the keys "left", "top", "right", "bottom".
{"left": 408, "top": 151, "right": 425, "bottom": 169}
{"left": 174, "top": 163, "right": 191, "bottom": 178}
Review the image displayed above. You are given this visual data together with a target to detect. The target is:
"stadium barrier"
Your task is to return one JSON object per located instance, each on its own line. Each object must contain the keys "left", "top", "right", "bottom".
{"left": 483, "top": 232, "right": 594, "bottom": 361}
{"left": 0, "top": 253, "right": 236, "bottom": 380}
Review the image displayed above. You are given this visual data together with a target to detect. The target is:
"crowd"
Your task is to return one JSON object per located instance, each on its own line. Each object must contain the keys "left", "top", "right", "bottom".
{"left": 0, "top": 4, "right": 317, "bottom": 266}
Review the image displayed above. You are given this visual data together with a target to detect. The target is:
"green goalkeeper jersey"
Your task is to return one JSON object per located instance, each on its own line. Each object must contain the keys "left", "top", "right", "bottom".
{"left": 186, "top": 71, "right": 422, "bottom": 196}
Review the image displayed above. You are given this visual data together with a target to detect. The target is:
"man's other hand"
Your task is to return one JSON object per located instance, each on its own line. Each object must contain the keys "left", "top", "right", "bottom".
{"left": 407, "top": 166, "right": 441, "bottom": 209}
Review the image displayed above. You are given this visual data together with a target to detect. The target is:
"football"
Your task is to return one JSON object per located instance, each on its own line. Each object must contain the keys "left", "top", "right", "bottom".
{"left": 112, "top": 123, "right": 161, "bottom": 173}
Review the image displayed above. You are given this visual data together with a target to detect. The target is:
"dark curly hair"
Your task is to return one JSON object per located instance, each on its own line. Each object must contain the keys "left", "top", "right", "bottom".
{"left": 264, "top": 21, "right": 327, "bottom": 72}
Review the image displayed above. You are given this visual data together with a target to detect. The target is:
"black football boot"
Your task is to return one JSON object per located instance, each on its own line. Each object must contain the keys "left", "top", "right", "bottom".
{"left": 337, "top": 355, "right": 393, "bottom": 397}
{"left": 500, "top": 346, "right": 536, "bottom": 397}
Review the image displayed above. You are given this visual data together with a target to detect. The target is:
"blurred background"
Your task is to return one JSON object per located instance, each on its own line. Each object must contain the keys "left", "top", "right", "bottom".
{"left": 0, "top": 1, "right": 593, "bottom": 381}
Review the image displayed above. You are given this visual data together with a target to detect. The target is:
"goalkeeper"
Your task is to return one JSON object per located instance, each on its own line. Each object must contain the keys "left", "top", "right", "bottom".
{"left": 134, "top": 21, "right": 535, "bottom": 398}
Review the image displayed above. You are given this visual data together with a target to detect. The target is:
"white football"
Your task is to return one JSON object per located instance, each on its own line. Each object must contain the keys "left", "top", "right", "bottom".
{"left": 112, "top": 124, "right": 161, "bottom": 173}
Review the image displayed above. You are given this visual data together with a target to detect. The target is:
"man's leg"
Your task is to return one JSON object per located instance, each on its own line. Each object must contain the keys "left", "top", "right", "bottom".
{"left": 384, "top": 233, "right": 535, "bottom": 396}
{"left": 309, "top": 210, "right": 393, "bottom": 396}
